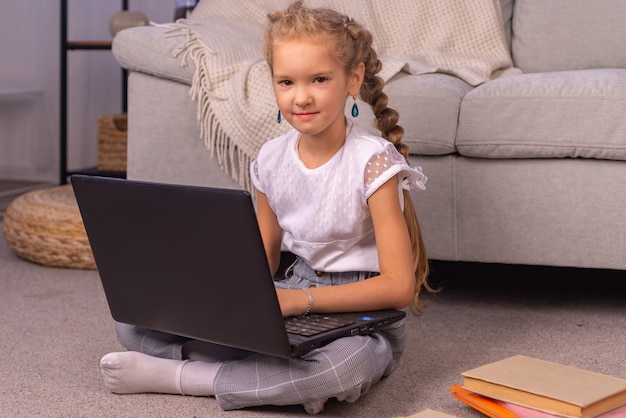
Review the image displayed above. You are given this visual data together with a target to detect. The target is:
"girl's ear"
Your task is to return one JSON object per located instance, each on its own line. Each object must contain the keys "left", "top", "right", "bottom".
{"left": 349, "top": 62, "right": 365, "bottom": 96}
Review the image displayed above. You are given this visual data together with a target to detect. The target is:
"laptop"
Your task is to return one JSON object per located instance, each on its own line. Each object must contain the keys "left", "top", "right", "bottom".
{"left": 71, "top": 175, "right": 406, "bottom": 358}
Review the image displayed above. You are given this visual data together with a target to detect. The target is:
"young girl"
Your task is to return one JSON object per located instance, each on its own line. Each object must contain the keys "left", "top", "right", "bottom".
{"left": 99, "top": 1, "right": 431, "bottom": 414}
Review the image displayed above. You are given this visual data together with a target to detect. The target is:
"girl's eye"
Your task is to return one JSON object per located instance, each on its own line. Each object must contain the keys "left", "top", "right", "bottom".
{"left": 279, "top": 80, "right": 293, "bottom": 87}
{"left": 314, "top": 76, "right": 327, "bottom": 83}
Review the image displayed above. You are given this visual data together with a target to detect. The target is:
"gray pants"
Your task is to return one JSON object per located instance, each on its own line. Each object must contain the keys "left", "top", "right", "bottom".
{"left": 114, "top": 257, "right": 406, "bottom": 411}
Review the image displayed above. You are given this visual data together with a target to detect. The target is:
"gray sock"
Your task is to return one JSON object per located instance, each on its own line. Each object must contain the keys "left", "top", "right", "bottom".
{"left": 179, "top": 360, "right": 220, "bottom": 396}
{"left": 100, "top": 351, "right": 219, "bottom": 396}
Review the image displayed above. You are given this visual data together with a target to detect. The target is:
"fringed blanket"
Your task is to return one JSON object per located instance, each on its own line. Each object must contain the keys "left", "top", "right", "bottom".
{"left": 160, "top": 0, "right": 520, "bottom": 192}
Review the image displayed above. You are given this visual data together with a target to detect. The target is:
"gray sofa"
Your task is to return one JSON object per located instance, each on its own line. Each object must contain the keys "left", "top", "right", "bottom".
{"left": 112, "top": 0, "right": 626, "bottom": 271}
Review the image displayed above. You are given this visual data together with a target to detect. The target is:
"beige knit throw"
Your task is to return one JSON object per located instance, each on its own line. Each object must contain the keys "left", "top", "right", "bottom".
{"left": 162, "top": 0, "right": 520, "bottom": 192}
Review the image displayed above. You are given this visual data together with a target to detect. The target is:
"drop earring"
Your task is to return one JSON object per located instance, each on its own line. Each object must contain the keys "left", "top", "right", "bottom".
{"left": 351, "top": 95, "right": 359, "bottom": 118}
{"left": 276, "top": 109, "right": 282, "bottom": 124}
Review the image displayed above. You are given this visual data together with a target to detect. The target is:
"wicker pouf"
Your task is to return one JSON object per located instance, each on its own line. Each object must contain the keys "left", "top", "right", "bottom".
{"left": 97, "top": 113, "right": 127, "bottom": 172}
{"left": 2, "top": 185, "right": 96, "bottom": 269}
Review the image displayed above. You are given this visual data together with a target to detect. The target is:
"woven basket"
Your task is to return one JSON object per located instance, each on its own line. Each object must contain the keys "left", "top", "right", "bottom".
{"left": 2, "top": 185, "right": 96, "bottom": 269}
{"left": 97, "top": 113, "right": 127, "bottom": 172}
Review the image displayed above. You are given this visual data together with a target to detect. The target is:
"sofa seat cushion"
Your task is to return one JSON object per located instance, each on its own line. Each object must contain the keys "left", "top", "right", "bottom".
{"left": 456, "top": 69, "right": 626, "bottom": 161}
{"left": 353, "top": 72, "right": 472, "bottom": 156}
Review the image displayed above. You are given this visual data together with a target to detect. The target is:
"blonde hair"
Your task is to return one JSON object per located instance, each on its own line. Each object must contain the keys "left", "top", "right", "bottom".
{"left": 264, "top": 1, "right": 434, "bottom": 314}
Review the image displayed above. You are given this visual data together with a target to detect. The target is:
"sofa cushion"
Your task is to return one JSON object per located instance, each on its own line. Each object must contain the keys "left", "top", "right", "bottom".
{"left": 498, "top": 0, "right": 514, "bottom": 50}
{"left": 352, "top": 72, "right": 471, "bottom": 156}
{"left": 457, "top": 69, "right": 626, "bottom": 161}
{"left": 512, "top": 0, "right": 626, "bottom": 73}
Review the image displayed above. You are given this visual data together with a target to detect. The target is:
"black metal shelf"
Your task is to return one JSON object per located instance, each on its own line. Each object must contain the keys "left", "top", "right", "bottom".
{"left": 66, "top": 166, "right": 126, "bottom": 179}
{"left": 59, "top": 0, "right": 128, "bottom": 184}
{"left": 66, "top": 41, "right": 113, "bottom": 50}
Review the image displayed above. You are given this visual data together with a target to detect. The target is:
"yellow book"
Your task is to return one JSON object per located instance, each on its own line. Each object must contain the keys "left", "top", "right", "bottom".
{"left": 461, "top": 355, "right": 626, "bottom": 418}
{"left": 403, "top": 409, "right": 459, "bottom": 418}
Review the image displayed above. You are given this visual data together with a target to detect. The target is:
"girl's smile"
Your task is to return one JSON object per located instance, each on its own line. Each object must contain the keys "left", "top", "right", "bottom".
{"left": 294, "top": 111, "right": 319, "bottom": 121}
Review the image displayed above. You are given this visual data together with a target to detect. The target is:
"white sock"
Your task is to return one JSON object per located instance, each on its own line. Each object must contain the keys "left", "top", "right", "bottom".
{"left": 178, "top": 360, "right": 220, "bottom": 396}
{"left": 100, "top": 351, "right": 218, "bottom": 396}
{"left": 100, "top": 351, "right": 183, "bottom": 394}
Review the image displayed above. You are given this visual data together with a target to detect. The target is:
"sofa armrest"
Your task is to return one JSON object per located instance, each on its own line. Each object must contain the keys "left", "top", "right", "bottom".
{"left": 112, "top": 18, "right": 265, "bottom": 85}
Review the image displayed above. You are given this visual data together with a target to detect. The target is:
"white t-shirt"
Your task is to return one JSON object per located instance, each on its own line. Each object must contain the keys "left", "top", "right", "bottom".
{"left": 250, "top": 119, "right": 427, "bottom": 273}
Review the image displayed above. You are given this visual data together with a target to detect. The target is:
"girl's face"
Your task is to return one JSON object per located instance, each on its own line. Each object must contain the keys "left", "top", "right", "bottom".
{"left": 271, "top": 38, "right": 362, "bottom": 144}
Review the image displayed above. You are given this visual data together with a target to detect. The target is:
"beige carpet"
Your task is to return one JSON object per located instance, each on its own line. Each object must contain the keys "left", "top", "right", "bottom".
{"left": 1, "top": 227, "right": 625, "bottom": 417}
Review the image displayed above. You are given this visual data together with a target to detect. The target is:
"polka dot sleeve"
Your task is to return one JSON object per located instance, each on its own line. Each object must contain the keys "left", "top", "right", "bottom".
{"left": 364, "top": 145, "right": 427, "bottom": 199}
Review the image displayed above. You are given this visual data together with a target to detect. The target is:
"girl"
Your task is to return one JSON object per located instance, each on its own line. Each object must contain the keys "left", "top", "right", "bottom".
{"left": 99, "top": 1, "right": 431, "bottom": 414}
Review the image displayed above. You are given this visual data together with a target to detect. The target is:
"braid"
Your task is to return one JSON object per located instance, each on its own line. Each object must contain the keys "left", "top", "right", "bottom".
{"left": 349, "top": 19, "right": 433, "bottom": 314}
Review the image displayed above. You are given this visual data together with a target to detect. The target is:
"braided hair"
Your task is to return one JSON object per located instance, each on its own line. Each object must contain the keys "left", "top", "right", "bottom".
{"left": 264, "top": 1, "right": 433, "bottom": 313}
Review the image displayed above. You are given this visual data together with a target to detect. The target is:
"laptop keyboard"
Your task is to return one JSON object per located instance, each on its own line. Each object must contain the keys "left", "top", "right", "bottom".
{"left": 285, "top": 315, "right": 356, "bottom": 337}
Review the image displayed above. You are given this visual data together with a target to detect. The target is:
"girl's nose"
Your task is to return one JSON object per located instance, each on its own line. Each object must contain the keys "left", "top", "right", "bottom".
{"left": 294, "top": 87, "right": 311, "bottom": 107}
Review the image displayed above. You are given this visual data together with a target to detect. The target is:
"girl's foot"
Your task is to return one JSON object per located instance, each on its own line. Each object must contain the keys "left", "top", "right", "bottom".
{"left": 100, "top": 351, "right": 218, "bottom": 396}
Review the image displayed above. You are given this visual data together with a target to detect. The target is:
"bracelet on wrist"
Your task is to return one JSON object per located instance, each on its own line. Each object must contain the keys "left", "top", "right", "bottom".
{"left": 301, "top": 287, "right": 314, "bottom": 316}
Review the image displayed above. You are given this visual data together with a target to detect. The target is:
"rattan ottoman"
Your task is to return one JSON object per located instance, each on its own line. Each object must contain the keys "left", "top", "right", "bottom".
{"left": 2, "top": 185, "right": 96, "bottom": 269}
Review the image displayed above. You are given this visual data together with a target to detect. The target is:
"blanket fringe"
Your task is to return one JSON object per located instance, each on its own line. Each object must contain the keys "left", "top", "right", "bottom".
{"left": 158, "top": 21, "right": 253, "bottom": 193}
{"left": 202, "top": 106, "right": 253, "bottom": 193}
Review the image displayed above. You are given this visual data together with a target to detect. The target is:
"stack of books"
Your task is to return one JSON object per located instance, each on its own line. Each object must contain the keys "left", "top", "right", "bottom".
{"left": 452, "top": 355, "right": 626, "bottom": 418}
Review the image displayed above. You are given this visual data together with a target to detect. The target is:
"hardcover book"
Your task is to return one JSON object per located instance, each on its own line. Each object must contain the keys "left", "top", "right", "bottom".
{"left": 461, "top": 355, "right": 626, "bottom": 418}
{"left": 452, "top": 384, "right": 626, "bottom": 418}
{"left": 450, "top": 385, "right": 519, "bottom": 418}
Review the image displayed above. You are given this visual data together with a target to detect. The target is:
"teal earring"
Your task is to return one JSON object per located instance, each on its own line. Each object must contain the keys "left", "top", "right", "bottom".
{"left": 351, "top": 95, "right": 359, "bottom": 118}
{"left": 277, "top": 109, "right": 282, "bottom": 124}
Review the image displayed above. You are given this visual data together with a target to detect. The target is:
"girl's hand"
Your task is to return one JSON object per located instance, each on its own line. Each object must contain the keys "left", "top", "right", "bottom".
{"left": 276, "top": 288, "right": 310, "bottom": 317}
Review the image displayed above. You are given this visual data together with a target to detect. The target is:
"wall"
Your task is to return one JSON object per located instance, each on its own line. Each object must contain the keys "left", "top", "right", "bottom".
{"left": 0, "top": 0, "right": 175, "bottom": 183}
